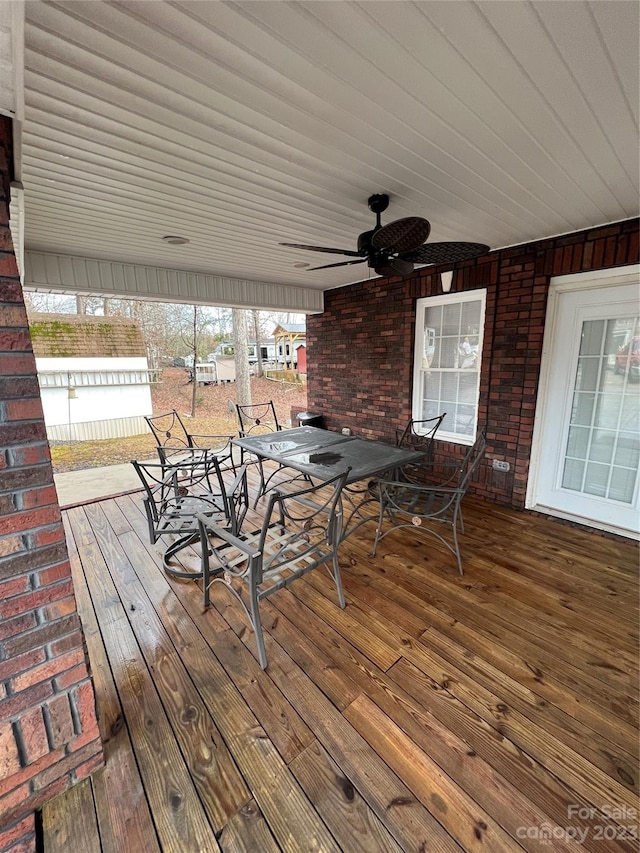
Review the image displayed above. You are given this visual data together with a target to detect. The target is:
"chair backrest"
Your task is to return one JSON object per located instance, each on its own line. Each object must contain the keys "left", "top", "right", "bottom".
{"left": 395, "top": 414, "right": 445, "bottom": 463}
{"left": 253, "top": 470, "right": 349, "bottom": 586}
{"left": 145, "top": 410, "right": 192, "bottom": 450}
{"left": 236, "top": 401, "right": 281, "bottom": 437}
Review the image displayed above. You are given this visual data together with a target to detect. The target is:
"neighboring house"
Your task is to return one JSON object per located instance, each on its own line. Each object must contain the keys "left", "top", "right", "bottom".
{"left": 208, "top": 339, "right": 275, "bottom": 364}
{"left": 209, "top": 328, "right": 307, "bottom": 368}
{"left": 29, "top": 313, "right": 154, "bottom": 441}
{"left": 273, "top": 323, "right": 306, "bottom": 369}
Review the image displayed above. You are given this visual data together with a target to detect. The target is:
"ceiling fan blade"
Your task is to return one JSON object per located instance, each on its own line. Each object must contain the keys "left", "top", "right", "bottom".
{"left": 402, "top": 242, "right": 490, "bottom": 265}
{"left": 308, "top": 259, "right": 368, "bottom": 271}
{"left": 279, "top": 242, "right": 363, "bottom": 258}
{"left": 371, "top": 217, "right": 431, "bottom": 253}
{"left": 374, "top": 258, "right": 414, "bottom": 277}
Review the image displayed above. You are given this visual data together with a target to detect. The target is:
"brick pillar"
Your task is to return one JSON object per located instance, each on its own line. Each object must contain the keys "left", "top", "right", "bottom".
{"left": 0, "top": 117, "right": 104, "bottom": 851}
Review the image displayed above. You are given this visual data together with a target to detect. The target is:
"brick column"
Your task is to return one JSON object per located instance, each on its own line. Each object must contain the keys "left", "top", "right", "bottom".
{"left": 0, "top": 117, "right": 103, "bottom": 852}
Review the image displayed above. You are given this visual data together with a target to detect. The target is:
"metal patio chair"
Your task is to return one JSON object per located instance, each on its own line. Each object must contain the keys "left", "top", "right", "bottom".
{"left": 145, "top": 409, "right": 235, "bottom": 473}
{"left": 373, "top": 430, "right": 487, "bottom": 575}
{"left": 197, "top": 469, "right": 349, "bottom": 669}
{"left": 235, "top": 401, "right": 287, "bottom": 503}
{"left": 132, "top": 453, "right": 248, "bottom": 579}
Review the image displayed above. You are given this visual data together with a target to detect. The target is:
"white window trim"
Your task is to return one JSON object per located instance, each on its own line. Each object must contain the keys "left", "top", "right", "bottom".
{"left": 413, "top": 289, "right": 487, "bottom": 446}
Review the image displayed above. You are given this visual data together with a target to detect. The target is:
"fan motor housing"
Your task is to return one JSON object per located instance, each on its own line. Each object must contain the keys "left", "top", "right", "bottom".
{"left": 369, "top": 255, "right": 414, "bottom": 277}
{"left": 357, "top": 229, "right": 376, "bottom": 254}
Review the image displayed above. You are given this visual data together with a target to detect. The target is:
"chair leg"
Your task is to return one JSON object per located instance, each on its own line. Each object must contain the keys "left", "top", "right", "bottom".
{"left": 371, "top": 499, "right": 386, "bottom": 556}
{"left": 253, "top": 458, "right": 266, "bottom": 508}
{"left": 201, "top": 529, "right": 211, "bottom": 607}
{"left": 248, "top": 584, "right": 268, "bottom": 669}
{"left": 452, "top": 507, "right": 463, "bottom": 576}
{"left": 331, "top": 553, "right": 346, "bottom": 609}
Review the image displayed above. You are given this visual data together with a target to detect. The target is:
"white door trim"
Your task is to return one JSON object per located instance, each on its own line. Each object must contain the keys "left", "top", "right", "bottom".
{"left": 527, "top": 264, "right": 640, "bottom": 538}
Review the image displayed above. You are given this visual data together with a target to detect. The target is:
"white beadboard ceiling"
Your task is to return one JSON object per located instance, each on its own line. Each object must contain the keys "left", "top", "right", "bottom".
{"left": 17, "top": 0, "right": 640, "bottom": 309}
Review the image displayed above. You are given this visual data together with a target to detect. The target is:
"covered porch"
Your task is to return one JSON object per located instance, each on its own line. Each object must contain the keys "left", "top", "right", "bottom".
{"left": 43, "top": 464, "right": 638, "bottom": 853}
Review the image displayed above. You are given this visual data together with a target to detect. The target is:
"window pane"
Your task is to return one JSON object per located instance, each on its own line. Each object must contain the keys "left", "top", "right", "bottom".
{"left": 579, "top": 320, "right": 604, "bottom": 356}
{"left": 566, "top": 425, "right": 590, "bottom": 461}
{"left": 583, "top": 461, "right": 609, "bottom": 497}
{"left": 441, "top": 303, "right": 461, "bottom": 335}
{"left": 575, "top": 357, "right": 602, "bottom": 392}
{"left": 609, "top": 467, "right": 635, "bottom": 504}
{"left": 571, "top": 392, "right": 596, "bottom": 426}
{"left": 458, "top": 372, "right": 478, "bottom": 403}
{"left": 562, "top": 458, "right": 585, "bottom": 491}
{"left": 588, "top": 429, "right": 615, "bottom": 465}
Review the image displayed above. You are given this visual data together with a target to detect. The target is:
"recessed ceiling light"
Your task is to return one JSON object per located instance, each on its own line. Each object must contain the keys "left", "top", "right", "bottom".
{"left": 162, "top": 235, "right": 190, "bottom": 245}
{"left": 293, "top": 262, "right": 309, "bottom": 268}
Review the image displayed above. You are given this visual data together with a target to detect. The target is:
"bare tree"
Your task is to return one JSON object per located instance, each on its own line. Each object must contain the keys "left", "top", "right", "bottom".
{"left": 190, "top": 305, "right": 198, "bottom": 417}
{"left": 232, "top": 308, "right": 251, "bottom": 407}
{"left": 252, "top": 309, "right": 264, "bottom": 378}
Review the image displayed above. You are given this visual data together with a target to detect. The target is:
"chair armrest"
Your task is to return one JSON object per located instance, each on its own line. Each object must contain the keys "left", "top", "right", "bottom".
{"left": 377, "top": 478, "right": 462, "bottom": 497}
{"left": 158, "top": 446, "right": 206, "bottom": 463}
{"left": 188, "top": 433, "right": 234, "bottom": 448}
{"left": 196, "top": 513, "right": 261, "bottom": 559}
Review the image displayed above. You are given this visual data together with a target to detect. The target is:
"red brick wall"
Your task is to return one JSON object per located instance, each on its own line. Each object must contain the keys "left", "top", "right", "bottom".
{"left": 307, "top": 218, "right": 639, "bottom": 509}
{"left": 0, "top": 117, "right": 103, "bottom": 850}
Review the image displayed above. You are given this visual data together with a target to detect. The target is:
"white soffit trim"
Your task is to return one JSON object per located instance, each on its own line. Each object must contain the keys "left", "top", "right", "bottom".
{"left": 24, "top": 251, "right": 324, "bottom": 314}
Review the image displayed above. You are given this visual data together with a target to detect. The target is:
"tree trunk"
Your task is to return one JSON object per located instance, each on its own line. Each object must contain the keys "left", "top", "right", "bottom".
{"left": 252, "top": 309, "right": 264, "bottom": 378}
{"left": 233, "top": 308, "right": 251, "bottom": 407}
{"left": 75, "top": 295, "right": 87, "bottom": 314}
{"left": 190, "top": 306, "right": 198, "bottom": 417}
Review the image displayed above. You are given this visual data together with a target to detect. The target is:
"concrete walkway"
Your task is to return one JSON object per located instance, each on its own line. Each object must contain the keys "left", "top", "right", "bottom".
{"left": 54, "top": 462, "right": 143, "bottom": 508}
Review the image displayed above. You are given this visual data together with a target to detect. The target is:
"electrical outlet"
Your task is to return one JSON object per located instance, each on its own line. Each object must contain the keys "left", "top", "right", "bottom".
{"left": 492, "top": 459, "right": 510, "bottom": 472}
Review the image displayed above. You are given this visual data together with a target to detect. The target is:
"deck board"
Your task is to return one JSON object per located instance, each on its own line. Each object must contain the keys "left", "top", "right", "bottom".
{"left": 41, "top": 468, "right": 639, "bottom": 852}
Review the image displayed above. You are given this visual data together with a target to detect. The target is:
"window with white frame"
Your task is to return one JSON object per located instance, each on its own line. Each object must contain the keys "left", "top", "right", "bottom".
{"left": 413, "top": 289, "right": 486, "bottom": 445}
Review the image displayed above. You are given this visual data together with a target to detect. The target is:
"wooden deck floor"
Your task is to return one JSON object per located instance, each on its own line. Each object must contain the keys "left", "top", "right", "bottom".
{"left": 42, "top": 468, "right": 639, "bottom": 853}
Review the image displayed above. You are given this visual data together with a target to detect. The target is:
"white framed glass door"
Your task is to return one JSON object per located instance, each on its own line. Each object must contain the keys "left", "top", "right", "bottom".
{"left": 529, "top": 268, "right": 640, "bottom": 538}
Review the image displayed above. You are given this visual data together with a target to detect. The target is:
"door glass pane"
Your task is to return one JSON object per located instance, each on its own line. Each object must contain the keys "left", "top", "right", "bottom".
{"left": 562, "top": 316, "right": 640, "bottom": 504}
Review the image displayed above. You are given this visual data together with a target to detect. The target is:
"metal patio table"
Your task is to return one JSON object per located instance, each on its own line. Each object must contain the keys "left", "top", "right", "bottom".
{"left": 233, "top": 426, "right": 425, "bottom": 539}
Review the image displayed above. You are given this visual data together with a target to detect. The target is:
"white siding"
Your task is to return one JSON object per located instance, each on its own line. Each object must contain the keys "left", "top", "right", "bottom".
{"left": 36, "top": 356, "right": 153, "bottom": 437}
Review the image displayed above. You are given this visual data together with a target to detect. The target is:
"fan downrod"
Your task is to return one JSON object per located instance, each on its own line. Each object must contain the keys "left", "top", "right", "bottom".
{"left": 367, "top": 194, "right": 389, "bottom": 214}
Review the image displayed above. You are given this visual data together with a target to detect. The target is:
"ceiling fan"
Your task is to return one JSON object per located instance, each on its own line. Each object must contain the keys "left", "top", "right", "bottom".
{"left": 280, "top": 194, "right": 489, "bottom": 277}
